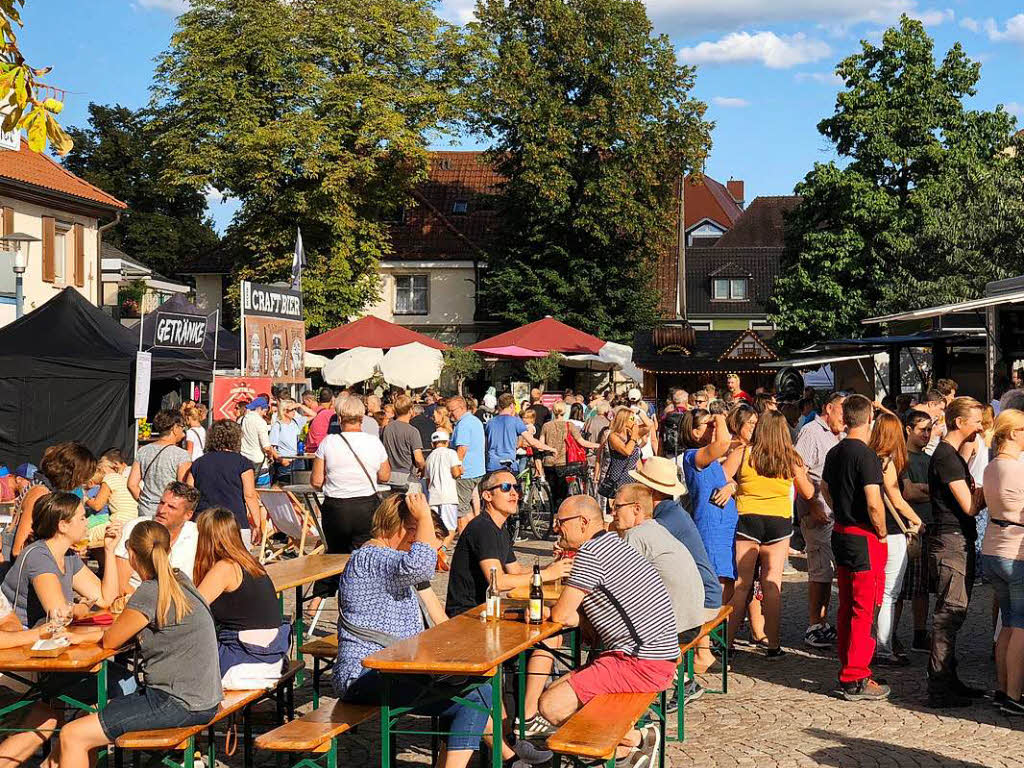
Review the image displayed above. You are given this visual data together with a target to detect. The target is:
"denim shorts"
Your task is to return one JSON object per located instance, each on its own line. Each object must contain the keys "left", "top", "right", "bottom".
{"left": 982, "top": 554, "right": 1024, "bottom": 629}
{"left": 99, "top": 686, "right": 220, "bottom": 741}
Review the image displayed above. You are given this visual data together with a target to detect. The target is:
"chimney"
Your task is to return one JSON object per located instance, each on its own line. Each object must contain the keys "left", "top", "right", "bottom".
{"left": 727, "top": 178, "right": 745, "bottom": 209}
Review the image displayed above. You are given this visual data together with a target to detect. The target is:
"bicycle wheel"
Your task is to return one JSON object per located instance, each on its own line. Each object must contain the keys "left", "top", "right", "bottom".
{"left": 528, "top": 481, "right": 555, "bottom": 541}
{"left": 505, "top": 510, "right": 522, "bottom": 543}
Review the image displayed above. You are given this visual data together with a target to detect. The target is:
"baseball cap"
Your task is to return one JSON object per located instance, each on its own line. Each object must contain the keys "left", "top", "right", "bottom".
{"left": 246, "top": 396, "right": 269, "bottom": 410}
{"left": 431, "top": 430, "right": 450, "bottom": 443}
{"left": 14, "top": 463, "right": 36, "bottom": 480}
{"left": 627, "top": 388, "right": 642, "bottom": 402}
{"left": 0, "top": 466, "right": 8, "bottom": 478}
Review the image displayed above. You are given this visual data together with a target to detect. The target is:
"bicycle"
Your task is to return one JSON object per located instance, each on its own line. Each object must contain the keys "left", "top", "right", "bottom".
{"left": 501, "top": 458, "right": 554, "bottom": 541}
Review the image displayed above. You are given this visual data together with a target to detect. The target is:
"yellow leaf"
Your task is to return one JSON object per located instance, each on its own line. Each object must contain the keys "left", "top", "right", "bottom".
{"left": 1, "top": 109, "right": 16, "bottom": 133}
{"left": 13, "top": 69, "right": 26, "bottom": 110}
{"left": 42, "top": 97, "right": 62, "bottom": 114}
{"left": 26, "top": 109, "right": 44, "bottom": 152}
{"left": 44, "top": 113, "right": 72, "bottom": 155}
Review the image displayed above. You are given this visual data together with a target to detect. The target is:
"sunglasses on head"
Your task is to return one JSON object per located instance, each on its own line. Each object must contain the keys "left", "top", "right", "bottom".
{"left": 485, "top": 482, "right": 520, "bottom": 494}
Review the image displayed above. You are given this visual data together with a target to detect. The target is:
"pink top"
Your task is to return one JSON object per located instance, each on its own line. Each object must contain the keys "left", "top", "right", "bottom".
{"left": 982, "top": 457, "right": 1024, "bottom": 561}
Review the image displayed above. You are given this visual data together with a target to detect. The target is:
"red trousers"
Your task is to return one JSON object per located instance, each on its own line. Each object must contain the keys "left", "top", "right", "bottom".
{"left": 834, "top": 524, "right": 887, "bottom": 684}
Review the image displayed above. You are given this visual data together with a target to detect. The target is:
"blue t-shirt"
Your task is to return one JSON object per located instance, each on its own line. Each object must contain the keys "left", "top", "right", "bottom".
{"left": 653, "top": 498, "right": 722, "bottom": 609}
{"left": 484, "top": 414, "right": 528, "bottom": 472}
{"left": 452, "top": 412, "right": 486, "bottom": 478}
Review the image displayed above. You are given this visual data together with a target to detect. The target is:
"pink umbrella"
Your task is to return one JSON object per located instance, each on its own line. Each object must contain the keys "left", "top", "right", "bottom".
{"left": 474, "top": 344, "right": 548, "bottom": 359}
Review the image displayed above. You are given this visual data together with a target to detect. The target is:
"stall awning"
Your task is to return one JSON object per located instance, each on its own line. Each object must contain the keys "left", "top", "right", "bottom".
{"left": 862, "top": 290, "right": 1024, "bottom": 324}
{"left": 760, "top": 352, "right": 879, "bottom": 369}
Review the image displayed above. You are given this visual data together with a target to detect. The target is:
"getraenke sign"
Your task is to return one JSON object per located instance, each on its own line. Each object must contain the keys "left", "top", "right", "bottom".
{"left": 154, "top": 311, "right": 208, "bottom": 350}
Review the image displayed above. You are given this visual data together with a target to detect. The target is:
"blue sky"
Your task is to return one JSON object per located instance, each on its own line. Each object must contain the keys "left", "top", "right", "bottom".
{"left": 19, "top": 0, "right": 1024, "bottom": 230}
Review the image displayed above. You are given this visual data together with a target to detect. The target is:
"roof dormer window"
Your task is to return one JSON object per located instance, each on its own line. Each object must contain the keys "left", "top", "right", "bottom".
{"left": 452, "top": 200, "right": 469, "bottom": 214}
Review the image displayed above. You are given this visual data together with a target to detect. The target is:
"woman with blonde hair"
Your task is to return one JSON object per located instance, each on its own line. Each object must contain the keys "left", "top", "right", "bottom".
{"left": 868, "top": 412, "right": 924, "bottom": 665}
{"left": 540, "top": 400, "right": 599, "bottom": 507}
{"left": 195, "top": 507, "right": 288, "bottom": 688}
{"left": 184, "top": 403, "right": 208, "bottom": 461}
{"left": 433, "top": 401, "right": 453, "bottom": 435}
{"left": 57, "top": 519, "right": 221, "bottom": 768}
{"left": 597, "top": 407, "right": 646, "bottom": 501}
{"left": 982, "top": 408, "right": 1024, "bottom": 714}
{"left": 723, "top": 410, "right": 814, "bottom": 656}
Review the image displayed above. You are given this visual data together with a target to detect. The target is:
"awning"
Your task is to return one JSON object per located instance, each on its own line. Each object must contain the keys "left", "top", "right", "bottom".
{"left": 862, "top": 289, "right": 1024, "bottom": 324}
{"left": 760, "top": 352, "right": 879, "bottom": 369}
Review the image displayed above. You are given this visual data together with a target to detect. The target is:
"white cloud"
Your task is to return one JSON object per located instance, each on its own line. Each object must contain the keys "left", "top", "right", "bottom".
{"left": 711, "top": 96, "right": 750, "bottom": 107}
{"left": 980, "top": 14, "right": 1024, "bottom": 43}
{"left": 139, "top": 0, "right": 188, "bottom": 12}
{"left": 794, "top": 71, "right": 844, "bottom": 85}
{"left": 437, "top": 0, "right": 477, "bottom": 25}
{"left": 960, "top": 16, "right": 980, "bottom": 32}
{"left": 909, "top": 7, "right": 953, "bottom": 26}
{"left": 644, "top": 0, "right": 914, "bottom": 32}
{"left": 204, "top": 185, "right": 225, "bottom": 206}
{"left": 1005, "top": 102, "right": 1024, "bottom": 117}
{"left": 678, "top": 31, "right": 831, "bottom": 69}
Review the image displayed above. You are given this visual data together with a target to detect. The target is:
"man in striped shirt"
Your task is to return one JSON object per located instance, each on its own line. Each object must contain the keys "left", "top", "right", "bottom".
{"left": 539, "top": 495, "right": 679, "bottom": 767}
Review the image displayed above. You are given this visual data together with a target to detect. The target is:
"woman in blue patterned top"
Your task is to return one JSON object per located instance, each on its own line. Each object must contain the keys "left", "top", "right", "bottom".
{"left": 335, "top": 493, "right": 549, "bottom": 768}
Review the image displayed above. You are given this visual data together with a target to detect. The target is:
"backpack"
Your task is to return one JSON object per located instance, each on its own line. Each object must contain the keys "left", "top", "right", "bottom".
{"left": 660, "top": 412, "right": 685, "bottom": 458}
{"left": 564, "top": 426, "right": 587, "bottom": 465}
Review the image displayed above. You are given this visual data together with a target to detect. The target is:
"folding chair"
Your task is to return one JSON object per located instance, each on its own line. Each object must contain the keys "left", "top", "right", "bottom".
{"left": 257, "top": 489, "right": 324, "bottom": 564}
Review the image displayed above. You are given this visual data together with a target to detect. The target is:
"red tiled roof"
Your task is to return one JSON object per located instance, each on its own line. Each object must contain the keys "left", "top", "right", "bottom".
{"left": 388, "top": 151, "right": 503, "bottom": 261}
{"left": 0, "top": 144, "right": 126, "bottom": 210}
{"left": 715, "top": 196, "right": 800, "bottom": 248}
{"left": 684, "top": 174, "right": 743, "bottom": 231}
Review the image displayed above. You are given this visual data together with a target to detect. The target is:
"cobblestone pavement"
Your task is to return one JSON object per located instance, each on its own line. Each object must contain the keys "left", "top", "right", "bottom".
{"left": 247, "top": 539, "right": 1023, "bottom": 768}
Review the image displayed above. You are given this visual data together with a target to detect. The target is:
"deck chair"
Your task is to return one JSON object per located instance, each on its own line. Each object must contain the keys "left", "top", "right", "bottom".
{"left": 257, "top": 488, "right": 324, "bottom": 564}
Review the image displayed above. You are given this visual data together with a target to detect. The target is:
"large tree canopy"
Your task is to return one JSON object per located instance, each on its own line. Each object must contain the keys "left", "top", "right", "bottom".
{"left": 769, "top": 16, "right": 1024, "bottom": 351}
{"left": 468, "top": 0, "right": 711, "bottom": 343}
{"left": 152, "top": 0, "right": 464, "bottom": 333}
{"left": 62, "top": 104, "right": 219, "bottom": 278}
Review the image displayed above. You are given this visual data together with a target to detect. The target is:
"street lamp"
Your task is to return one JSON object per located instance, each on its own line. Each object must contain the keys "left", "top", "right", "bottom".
{"left": 1, "top": 232, "right": 40, "bottom": 318}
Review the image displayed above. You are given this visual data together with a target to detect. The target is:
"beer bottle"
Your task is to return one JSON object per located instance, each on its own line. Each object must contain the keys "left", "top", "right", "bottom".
{"left": 486, "top": 566, "right": 501, "bottom": 621}
{"left": 528, "top": 562, "right": 543, "bottom": 624}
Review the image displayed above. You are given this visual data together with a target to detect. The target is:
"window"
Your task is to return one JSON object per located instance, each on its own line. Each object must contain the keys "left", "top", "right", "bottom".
{"left": 749, "top": 320, "right": 774, "bottom": 331}
{"left": 689, "top": 320, "right": 713, "bottom": 331}
{"left": 452, "top": 200, "right": 469, "bottom": 214}
{"left": 712, "top": 277, "right": 749, "bottom": 301}
{"left": 53, "top": 222, "right": 70, "bottom": 284}
{"left": 395, "top": 274, "right": 428, "bottom": 315}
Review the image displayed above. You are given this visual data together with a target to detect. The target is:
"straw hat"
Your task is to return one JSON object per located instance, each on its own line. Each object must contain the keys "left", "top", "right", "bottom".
{"left": 628, "top": 456, "right": 687, "bottom": 496}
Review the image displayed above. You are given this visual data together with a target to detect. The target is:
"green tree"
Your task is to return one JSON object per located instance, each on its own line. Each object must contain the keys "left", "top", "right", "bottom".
{"left": 524, "top": 352, "right": 564, "bottom": 388}
{"left": 62, "top": 104, "right": 220, "bottom": 277}
{"left": 468, "top": 0, "right": 711, "bottom": 343}
{"left": 442, "top": 348, "right": 483, "bottom": 395}
{"left": 152, "top": 0, "right": 464, "bottom": 333}
{"left": 769, "top": 16, "right": 1024, "bottom": 350}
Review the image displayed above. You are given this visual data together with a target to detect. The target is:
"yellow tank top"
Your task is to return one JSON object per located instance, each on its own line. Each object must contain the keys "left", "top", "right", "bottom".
{"left": 735, "top": 449, "right": 794, "bottom": 518}
{"left": 103, "top": 472, "right": 139, "bottom": 523}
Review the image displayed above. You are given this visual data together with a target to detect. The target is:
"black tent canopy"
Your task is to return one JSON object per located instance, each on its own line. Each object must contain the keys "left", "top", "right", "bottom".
{"left": 0, "top": 288, "right": 137, "bottom": 467}
{"left": 131, "top": 293, "right": 241, "bottom": 379}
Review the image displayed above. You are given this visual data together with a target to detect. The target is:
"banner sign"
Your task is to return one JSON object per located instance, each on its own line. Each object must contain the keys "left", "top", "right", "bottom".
{"left": 240, "top": 281, "right": 306, "bottom": 384}
{"left": 134, "top": 352, "right": 152, "bottom": 420}
{"left": 211, "top": 376, "right": 272, "bottom": 421}
{"left": 153, "top": 311, "right": 208, "bottom": 350}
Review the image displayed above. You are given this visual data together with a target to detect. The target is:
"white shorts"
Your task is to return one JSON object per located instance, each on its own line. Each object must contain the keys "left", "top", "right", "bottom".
{"left": 434, "top": 504, "right": 459, "bottom": 534}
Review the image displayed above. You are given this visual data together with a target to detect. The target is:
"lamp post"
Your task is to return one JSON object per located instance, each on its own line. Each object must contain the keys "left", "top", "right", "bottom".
{"left": 0, "top": 232, "right": 40, "bottom": 318}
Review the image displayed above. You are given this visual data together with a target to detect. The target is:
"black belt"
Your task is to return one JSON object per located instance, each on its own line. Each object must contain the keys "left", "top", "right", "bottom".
{"left": 991, "top": 517, "right": 1024, "bottom": 529}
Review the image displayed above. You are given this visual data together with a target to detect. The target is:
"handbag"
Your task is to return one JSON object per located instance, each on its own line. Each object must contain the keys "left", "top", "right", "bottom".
{"left": 881, "top": 459, "right": 922, "bottom": 559}
{"left": 339, "top": 434, "right": 388, "bottom": 505}
{"left": 564, "top": 425, "right": 587, "bottom": 465}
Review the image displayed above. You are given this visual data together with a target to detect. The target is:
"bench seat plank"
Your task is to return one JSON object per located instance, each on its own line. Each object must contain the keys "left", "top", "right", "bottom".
{"left": 547, "top": 692, "right": 658, "bottom": 760}
{"left": 255, "top": 701, "right": 378, "bottom": 753}
{"left": 679, "top": 605, "right": 732, "bottom": 654}
{"left": 298, "top": 637, "right": 338, "bottom": 658}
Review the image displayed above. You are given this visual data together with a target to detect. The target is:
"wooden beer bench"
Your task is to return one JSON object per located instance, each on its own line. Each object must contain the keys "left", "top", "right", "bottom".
{"left": 671, "top": 604, "right": 732, "bottom": 742}
{"left": 547, "top": 690, "right": 666, "bottom": 768}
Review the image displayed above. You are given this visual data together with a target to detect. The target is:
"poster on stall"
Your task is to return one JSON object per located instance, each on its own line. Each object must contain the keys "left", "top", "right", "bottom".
{"left": 211, "top": 376, "right": 273, "bottom": 421}
{"left": 240, "top": 281, "right": 305, "bottom": 384}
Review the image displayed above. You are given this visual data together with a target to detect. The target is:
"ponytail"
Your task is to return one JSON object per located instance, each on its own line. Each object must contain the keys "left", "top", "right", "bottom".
{"left": 128, "top": 520, "right": 193, "bottom": 628}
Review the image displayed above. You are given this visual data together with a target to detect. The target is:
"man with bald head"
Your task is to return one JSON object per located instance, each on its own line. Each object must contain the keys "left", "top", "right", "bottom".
{"left": 541, "top": 495, "right": 679, "bottom": 765}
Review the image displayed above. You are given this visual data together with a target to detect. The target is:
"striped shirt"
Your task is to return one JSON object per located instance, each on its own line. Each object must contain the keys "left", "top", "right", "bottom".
{"left": 567, "top": 530, "right": 680, "bottom": 661}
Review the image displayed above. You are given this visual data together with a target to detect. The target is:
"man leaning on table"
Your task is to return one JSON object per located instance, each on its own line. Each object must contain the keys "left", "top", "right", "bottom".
{"left": 539, "top": 495, "right": 678, "bottom": 768}
{"left": 445, "top": 468, "right": 572, "bottom": 738}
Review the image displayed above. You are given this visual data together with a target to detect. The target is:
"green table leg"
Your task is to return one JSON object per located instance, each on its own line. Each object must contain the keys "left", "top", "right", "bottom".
{"left": 491, "top": 668, "right": 502, "bottom": 768}
{"left": 380, "top": 676, "right": 392, "bottom": 768}
{"left": 97, "top": 660, "right": 109, "bottom": 767}
{"left": 516, "top": 651, "right": 526, "bottom": 740}
{"left": 294, "top": 585, "right": 306, "bottom": 685}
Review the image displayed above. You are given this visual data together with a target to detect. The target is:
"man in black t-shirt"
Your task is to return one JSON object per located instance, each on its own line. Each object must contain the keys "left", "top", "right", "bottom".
{"left": 444, "top": 469, "right": 572, "bottom": 736}
{"left": 822, "top": 394, "right": 887, "bottom": 701}
{"left": 529, "top": 389, "right": 552, "bottom": 435}
{"left": 926, "top": 396, "right": 985, "bottom": 707}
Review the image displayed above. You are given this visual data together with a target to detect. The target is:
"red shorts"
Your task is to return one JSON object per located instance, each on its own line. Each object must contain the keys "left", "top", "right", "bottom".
{"left": 567, "top": 651, "right": 677, "bottom": 705}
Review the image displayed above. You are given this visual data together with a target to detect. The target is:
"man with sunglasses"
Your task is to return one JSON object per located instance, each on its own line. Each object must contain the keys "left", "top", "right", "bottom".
{"left": 444, "top": 469, "right": 573, "bottom": 737}
{"left": 540, "top": 495, "right": 677, "bottom": 768}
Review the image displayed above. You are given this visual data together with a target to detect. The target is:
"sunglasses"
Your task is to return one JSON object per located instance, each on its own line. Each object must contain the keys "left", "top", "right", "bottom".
{"left": 611, "top": 501, "right": 638, "bottom": 511}
{"left": 553, "top": 513, "right": 585, "bottom": 528}
{"left": 485, "top": 482, "right": 520, "bottom": 494}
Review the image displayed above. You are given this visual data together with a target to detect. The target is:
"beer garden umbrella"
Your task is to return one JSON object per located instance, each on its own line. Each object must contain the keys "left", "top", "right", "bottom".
{"left": 322, "top": 346, "right": 383, "bottom": 386}
{"left": 380, "top": 342, "right": 444, "bottom": 389}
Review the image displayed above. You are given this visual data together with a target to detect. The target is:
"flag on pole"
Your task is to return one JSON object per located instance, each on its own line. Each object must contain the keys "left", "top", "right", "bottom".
{"left": 290, "top": 227, "right": 305, "bottom": 290}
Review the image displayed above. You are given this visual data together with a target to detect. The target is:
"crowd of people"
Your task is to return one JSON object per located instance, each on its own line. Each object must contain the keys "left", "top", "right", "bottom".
{"left": 0, "top": 372, "right": 1019, "bottom": 768}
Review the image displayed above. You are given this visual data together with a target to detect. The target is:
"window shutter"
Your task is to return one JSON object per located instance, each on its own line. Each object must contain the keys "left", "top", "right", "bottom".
{"left": 41, "top": 216, "right": 55, "bottom": 283}
{"left": 2, "top": 207, "right": 12, "bottom": 237}
{"left": 73, "top": 223, "right": 85, "bottom": 287}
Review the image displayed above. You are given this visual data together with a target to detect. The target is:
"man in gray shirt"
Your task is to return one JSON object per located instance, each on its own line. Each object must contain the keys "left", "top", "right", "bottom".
{"left": 381, "top": 394, "right": 425, "bottom": 490}
{"left": 612, "top": 483, "right": 704, "bottom": 637}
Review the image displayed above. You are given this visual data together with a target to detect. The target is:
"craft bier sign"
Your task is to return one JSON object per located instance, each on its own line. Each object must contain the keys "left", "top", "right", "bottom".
{"left": 153, "top": 311, "right": 208, "bottom": 350}
{"left": 240, "top": 281, "right": 306, "bottom": 385}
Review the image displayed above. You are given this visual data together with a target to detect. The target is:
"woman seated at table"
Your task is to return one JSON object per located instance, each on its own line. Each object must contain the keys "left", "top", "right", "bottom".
{"left": 334, "top": 492, "right": 548, "bottom": 768}
{"left": 194, "top": 506, "right": 289, "bottom": 689}
{"left": 1, "top": 492, "right": 121, "bottom": 629}
{"left": 57, "top": 519, "right": 222, "bottom": 768}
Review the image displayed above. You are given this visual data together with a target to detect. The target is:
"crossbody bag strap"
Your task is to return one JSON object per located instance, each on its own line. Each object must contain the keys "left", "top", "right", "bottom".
{"left": 142, "top": 444, "right": 174, "bottom": 487}
{"left": 339, "top": 434, "right": 378, "bottom": 492}
{"left": 880, "top": 458, "right": 910, "bottom": 535}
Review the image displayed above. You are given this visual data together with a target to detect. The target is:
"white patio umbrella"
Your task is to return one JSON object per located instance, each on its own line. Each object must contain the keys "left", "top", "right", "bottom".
{"left": 380, "top": 342, "right": 444, "bottom": 389}
{"left": 322, "top": 346, "right": 383, "bottom": 386}
{"left": 564, "top": 341, "right": 644, "bottom": 383}
{"left": 304, "top": 351, "right": 331, "bottom": 370}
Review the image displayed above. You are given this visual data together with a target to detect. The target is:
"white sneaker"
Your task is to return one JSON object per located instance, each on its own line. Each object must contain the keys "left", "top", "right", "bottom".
{"left": 515, "top": 713, "right": 556, "bottom": 737}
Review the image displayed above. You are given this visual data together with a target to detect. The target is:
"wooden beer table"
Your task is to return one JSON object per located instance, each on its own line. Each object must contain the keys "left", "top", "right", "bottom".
{"left": 363, "top": 605, "right": 565, "bottom": 768}
{"left": 507, "top": 583, "right": 564, "bottom": 601}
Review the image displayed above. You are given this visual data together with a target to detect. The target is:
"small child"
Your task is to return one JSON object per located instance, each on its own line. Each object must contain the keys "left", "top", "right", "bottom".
{"left": 423, "top": 430, "right": 462, "bottom": 551}
{"left": 85, "top": 456, "right": 139, "bottom": 549}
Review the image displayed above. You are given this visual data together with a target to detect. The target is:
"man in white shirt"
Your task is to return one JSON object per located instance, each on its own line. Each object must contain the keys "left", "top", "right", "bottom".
{"left": 240, "top": 396, "right": 273, "bottom": 475}
{"left": 115, "top": 482, "right": 200, "bottom": 592}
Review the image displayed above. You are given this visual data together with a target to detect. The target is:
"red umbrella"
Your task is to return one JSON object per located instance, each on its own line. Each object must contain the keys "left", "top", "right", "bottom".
{"left": 306, "top": 315, "right": 449, "bottom": 352}
{"left": 469, "top": 316, "right": 605, "bottom": 357}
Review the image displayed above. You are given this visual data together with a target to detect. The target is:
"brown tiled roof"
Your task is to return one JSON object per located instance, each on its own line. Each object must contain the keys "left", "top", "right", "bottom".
{"left": 387, "top": 151, "right": 503, "bottom": 261}
{"left": 0, "top": 144, "right": 126, "bottom": 209}
{"left": 684, "top": 174, "right": 743, "bottom": 231}
{"left": 715, "top": 195, "right": 800, "bottom": 248}
{"left": 633, "top": 328, "right": 777, "bottom": 373}
{"left": 685, "top": 246, "right": 780, "bottom": 316}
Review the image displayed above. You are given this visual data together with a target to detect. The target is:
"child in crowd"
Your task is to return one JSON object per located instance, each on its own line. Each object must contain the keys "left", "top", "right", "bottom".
{"left": 423, "top": 430, "right": 462, "bottom": 554}
{"left": 85, "top": 456, "right": 140, "bottom": 550}
{"left": 184, "top": 404, "right": 208, "bottom": 461}
{"left": 100, "top": 449, "right": 131, "bottom": 479}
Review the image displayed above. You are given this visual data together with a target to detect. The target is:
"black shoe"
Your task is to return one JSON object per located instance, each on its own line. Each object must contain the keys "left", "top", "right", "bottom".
{"left": 874, "top": 652, "right": 911, "bottom": 667}
{"left": 993, "top": 690, "right": 1008, "bottom": 708}
{"left": 1001, "top": 696, "right": 1024, "bottom": 716}
{"left": 763, "top": 646, "right": 785, "bottom": 659}
{"left": 952, "top": 681, "right": 986, "bottom": 699}
{"left": 684, "top": 680, "right": 705, "bottom": 704}
{"left": 927, "top": 692, "right": 971, "bottom": 709}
